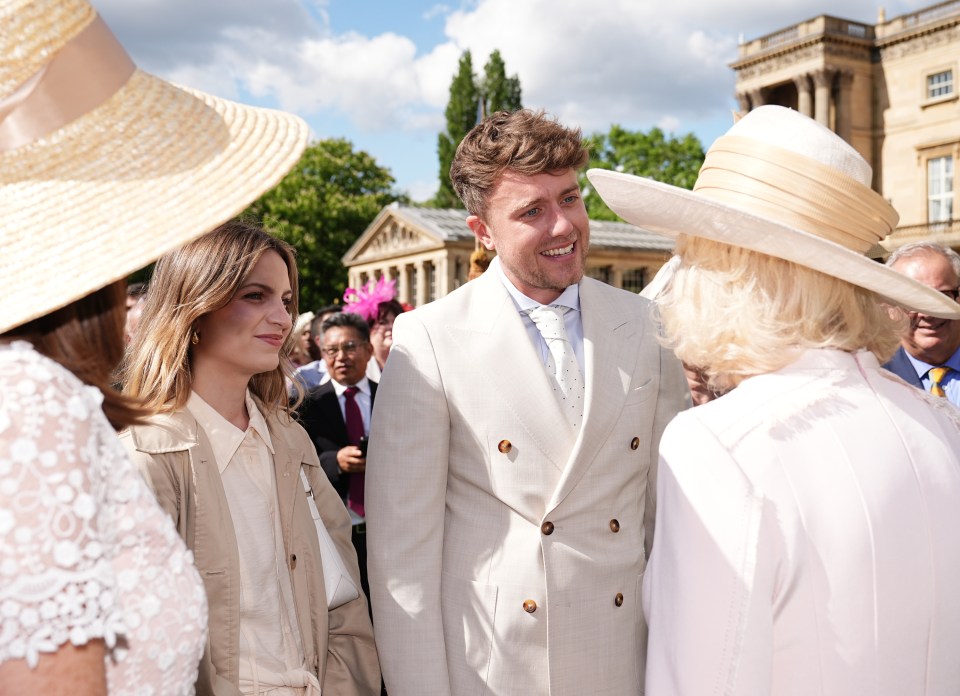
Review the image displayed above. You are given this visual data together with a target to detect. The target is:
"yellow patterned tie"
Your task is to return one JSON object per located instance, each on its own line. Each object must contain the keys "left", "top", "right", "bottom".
{"left": 928, "top": 366, "right": 950, "bottom": 398}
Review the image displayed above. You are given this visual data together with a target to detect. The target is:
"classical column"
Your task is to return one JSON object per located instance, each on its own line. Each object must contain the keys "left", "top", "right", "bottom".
{"left": 435, "top": 254, "right": 449, "bottom": 298}
{"left": 812, "top": 69, "right": 835, "bottom": 128}
{"left": 793, "top": 74, "right": 813, "bottom": 117}
{"left": 611, "top": 266, "right": 624, "bottom": 290}
{"left": 398, "top": 263, "right": 410, "bottom": 305}
{"left": 415, "top": 260, "right": 426, "bottom": 307}
{"left": 836, "top": 71, "right": 854, "bottom": 143}
{"left": 749, "top": 89, "right": 766, "bottom": 108}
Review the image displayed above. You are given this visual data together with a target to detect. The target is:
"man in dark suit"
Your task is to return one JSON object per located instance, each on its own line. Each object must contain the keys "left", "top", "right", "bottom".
{"left": 298, "top": 311, "right": 377, "bottom": 597}
{"left": 884, "top": 241, "right": 960, "bottom": 406}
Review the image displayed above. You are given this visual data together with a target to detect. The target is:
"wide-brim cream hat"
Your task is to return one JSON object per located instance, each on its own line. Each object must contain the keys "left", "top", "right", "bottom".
{"left": 587, "top": 105, "right": 960, "bottom": 320}
{"left": 0, "top": 0, "right": 309, "bottom": 333}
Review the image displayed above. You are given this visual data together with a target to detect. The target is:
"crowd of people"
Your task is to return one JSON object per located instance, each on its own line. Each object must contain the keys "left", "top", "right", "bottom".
{"left": 3, "top": 2, "right": 960, "bottom": 696}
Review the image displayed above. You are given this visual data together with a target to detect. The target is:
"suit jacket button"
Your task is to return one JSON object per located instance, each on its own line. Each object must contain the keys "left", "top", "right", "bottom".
{"left": 290, "top": 554, "right": 297, "bottom": 570}
{"left": 523, "top": 599, "right": 537, "bottom": 613}
{"left": 614, "top": 592, "right": 624, "bottom": 607}
{"left": 498, "top": 439, "right": 512, "bottom": 454}
{"left": 541, "top": 521, "right": 555, "bottom": 535}
{"left": 630, "top": 436, "right": 640, "bottom": 450}
{"left": 609, "top": 519, "right": 620, "bottom": 533}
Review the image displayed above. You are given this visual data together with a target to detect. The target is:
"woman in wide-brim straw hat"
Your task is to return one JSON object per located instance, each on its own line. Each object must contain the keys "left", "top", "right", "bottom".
{"left": 0, "top": 0, "right": 307, "bottom": 693}
{"left": 589, "top": 105, "right": 960, "bottom": 695}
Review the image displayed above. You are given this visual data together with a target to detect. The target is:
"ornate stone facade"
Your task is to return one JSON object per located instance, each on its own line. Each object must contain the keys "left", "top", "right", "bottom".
{"left": 732, "top": 1, "right": 960, "bottom": 251}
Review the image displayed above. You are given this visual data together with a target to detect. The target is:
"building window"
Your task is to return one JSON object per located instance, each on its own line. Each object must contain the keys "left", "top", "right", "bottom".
{"left": 621, "top": 269, "right": 646, "bottom": 294}
{"left": 586, "top": 266, "right": 611, "bottom": 284}
{"left": 927, "top": 69, "right": 953, "bottom": 99}
{"left": 407, "top": 265, "right": 418, "bottom": 306}
{"left": 928, "top": 156, "right": 954, "bottom": 223}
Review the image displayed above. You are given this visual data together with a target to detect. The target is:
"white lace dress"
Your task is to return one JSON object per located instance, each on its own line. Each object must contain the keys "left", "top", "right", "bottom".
{"left": 0, "top": 341, "right": 207, "bottom": 695}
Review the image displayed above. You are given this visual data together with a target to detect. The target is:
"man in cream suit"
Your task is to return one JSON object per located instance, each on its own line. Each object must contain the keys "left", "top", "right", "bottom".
{"left": 366, "top": 110, "right": 689, "bottom": 695}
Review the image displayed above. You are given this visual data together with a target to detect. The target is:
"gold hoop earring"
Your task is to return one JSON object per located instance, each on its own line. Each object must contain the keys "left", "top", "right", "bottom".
{"left": 191, "top": 331, "right": 199, "bottom": 345}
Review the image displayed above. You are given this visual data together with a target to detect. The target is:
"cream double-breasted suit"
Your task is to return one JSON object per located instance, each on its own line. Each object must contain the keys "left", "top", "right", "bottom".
{"left": 366, "top": 267, "right": 688, "bottom": 695}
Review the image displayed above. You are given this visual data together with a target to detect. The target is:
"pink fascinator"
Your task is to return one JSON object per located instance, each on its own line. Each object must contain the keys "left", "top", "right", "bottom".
{"left": 342, "top": 277, "right": 397, "bottom": 322}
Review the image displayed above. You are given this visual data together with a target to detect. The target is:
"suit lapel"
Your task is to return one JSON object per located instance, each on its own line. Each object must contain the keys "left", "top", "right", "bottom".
{"left": 317, "top": 383, "right": 349, "bottom": 442}
{"left": 548, "top": 280, "right": 642, "bottom": 511}
{"left": 446, "top": 271, "right": 575, "bottom": 472}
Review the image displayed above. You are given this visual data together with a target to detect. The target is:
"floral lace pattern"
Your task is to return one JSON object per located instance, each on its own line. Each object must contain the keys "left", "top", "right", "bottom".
{"left": 0, "top": 342, "right": 206, "bottom": 695}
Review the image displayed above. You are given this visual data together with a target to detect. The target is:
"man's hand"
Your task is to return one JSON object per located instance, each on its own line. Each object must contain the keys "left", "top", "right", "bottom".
{"left": 337, "top": 445, "right": 366, "bottom": 473}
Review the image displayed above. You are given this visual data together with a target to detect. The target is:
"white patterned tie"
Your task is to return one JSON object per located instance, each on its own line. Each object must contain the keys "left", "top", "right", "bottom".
{"left": 527, "top": 305, "right": 585, "bottom": 428}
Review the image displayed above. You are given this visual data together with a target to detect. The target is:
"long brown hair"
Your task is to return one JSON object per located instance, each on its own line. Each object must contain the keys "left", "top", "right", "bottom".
{"left": 122, "top": 220, "right": 300, "bottom": 414}
{"left": 1, "top": 280, "right": 146, "bottom": 430}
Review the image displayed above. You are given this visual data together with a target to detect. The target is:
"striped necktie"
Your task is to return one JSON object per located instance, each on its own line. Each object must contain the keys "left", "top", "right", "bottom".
{"left": 928, "top": 366, "right": 951, "bottom": 398}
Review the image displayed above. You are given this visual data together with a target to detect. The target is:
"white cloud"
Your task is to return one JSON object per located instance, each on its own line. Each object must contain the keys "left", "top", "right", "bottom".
{"left": 422, "top": 3, "right": 452, "bottom": 21}
{"left": 99, "top": 0, "right": 936, "bottom": 191}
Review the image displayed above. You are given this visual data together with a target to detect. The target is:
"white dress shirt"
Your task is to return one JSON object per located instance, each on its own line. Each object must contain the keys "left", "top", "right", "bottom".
{"left": 187, "top": 391, "right": 320, "bottom": 696}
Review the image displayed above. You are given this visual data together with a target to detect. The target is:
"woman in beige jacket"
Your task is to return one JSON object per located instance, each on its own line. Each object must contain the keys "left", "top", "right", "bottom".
{"left": 121, "top": 220, "right": 380, "bottom": 696}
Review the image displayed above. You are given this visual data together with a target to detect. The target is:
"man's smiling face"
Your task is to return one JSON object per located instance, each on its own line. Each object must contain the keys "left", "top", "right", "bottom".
{"left": 891, "top": 250, "right": 960, "bottom": 365}
{"left": 468, "top": 168, "right": 590, "bottom": 304}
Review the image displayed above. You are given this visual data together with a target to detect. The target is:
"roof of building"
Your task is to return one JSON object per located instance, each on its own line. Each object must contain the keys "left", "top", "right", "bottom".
{"left": 387, "top": 202, "right": 673, "bottom": 251}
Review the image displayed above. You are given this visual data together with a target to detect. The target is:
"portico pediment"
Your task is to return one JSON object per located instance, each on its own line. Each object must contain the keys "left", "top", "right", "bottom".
{"left": 343, "top": 207, "right": 446, "bottom": 265}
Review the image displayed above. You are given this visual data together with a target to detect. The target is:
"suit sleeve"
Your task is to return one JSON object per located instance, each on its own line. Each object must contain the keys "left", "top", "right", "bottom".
{"left": 644, "top": 334, "right": 690, "bottom": 557}
{"left": 643, "top": 414, "right": 779, "bottom": 696}
{"left": 296, "top": 397, "right": 346, "bottom": 490}
{"left": 365, "top": 312, "right": 452, "bottom": 696}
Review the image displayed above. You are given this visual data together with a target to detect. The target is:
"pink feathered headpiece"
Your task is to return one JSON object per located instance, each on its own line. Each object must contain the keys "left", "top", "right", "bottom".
{"left": 342, "top": 277, "right": 397, "bottom": 323}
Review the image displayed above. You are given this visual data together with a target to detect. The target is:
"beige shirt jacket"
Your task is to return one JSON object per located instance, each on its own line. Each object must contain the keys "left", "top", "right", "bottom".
{"left": 120, "top": 405, "right": 381, "bottom": 696}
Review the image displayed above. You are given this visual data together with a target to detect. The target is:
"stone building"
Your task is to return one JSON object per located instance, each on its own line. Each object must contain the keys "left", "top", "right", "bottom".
{"left": 342, "top": 203, "right": 673, "bottom": 306}
{"left": 731, "top": 0, "right": 960, "bottom": 251}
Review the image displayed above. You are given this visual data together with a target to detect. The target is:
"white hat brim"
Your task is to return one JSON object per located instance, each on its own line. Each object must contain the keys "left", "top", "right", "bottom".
{"left": 587, "top": 169, "right": 960, "bottom": 320}
{"left": 1, "top": 70, "right": 308, "bottom": 333}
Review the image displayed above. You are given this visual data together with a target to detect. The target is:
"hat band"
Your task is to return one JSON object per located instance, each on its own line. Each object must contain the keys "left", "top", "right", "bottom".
{"left": 693, "top": 136, "right": 898, "bottom": 254}
{"left": 0, "top": 15, "right": 135, "bottom": 152}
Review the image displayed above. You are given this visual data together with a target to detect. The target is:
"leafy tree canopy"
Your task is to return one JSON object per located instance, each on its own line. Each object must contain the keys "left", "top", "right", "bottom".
{"left": 244, "top": 138, "right": 407, "bottom": 312}
{"left": 432, "top": 49, "right": 522, "bottom": 208}
{"left": 580, "top": 125, "right": 705, "bottom": 221}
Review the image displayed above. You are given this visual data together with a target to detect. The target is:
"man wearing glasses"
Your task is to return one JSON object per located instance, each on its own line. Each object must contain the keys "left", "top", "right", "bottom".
{"left": 297, "top": 311, "right": 377, "bottom": 598}
{"left": 885, "top": 241, "right": 960, "bottom": 406}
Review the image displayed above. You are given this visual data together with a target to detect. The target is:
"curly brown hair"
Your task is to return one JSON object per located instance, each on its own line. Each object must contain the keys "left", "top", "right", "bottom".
{"left": 450, "top": 109, "right": 589, "bottom": 217}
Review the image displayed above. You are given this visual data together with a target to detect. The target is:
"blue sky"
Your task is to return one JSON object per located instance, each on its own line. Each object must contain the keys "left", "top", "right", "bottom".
{"left": 99, "top": 0, "right": 928, "bottom": 203}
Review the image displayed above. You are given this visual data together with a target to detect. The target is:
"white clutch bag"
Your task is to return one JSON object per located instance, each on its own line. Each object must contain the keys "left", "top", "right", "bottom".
{"left": 300, "top": 469, "right": 361, "bottom": 609}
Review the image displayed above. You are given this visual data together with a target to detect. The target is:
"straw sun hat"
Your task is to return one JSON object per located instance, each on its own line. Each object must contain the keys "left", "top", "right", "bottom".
{"left": 0, "top": 0, "right": 309, "bottom": 333}
{"left": 587, "top": 105, "right": 960, "bottom": 320}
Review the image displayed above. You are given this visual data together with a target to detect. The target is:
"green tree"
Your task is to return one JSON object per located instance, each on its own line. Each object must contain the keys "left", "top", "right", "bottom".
{"left": 433, "top": 50, "right": 522, "bottom": 208}
{"left": 434, "top": 51, "right": 480, "bottom": 209}
{"left": 245, "top": 138, "right": 406, "bottom": 311}
{"left": 480, "top": 49, "right": 522, "bottom": 118}
{"left": 581, "top": 125, "right": 705, "bottom": 221}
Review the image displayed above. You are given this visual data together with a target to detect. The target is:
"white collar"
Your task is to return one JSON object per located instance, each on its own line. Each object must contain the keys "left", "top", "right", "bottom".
{"left": 330, "top": 376, "right": 371, "bottom": 398}
{"left": 491, "top": 256, "right": 581, "bottom": 313}
{"left": 186, "top": 390, "right": 275, "bottom": 474}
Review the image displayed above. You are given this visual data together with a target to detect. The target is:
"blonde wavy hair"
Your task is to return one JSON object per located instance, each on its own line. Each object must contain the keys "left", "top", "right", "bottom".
{"left": 659, "top": 235, "right": 903, "bottom": 392}
{"left": 122, "top": 219, "right": 300, "bottom": 414}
